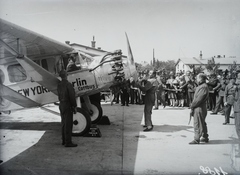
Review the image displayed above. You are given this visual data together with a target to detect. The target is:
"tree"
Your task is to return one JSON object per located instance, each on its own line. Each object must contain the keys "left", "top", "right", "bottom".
{"left": 228, "top": 61, "right": 240, "bottom": 78}
{"left": 205, "top": 57, "right": 220, "bottom": 74}
{"left": 189, "top": 64, "right": 205, "bottom": 76}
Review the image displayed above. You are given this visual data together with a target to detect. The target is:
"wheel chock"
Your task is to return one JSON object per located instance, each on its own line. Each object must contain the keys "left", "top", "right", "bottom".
{"left": 83, "top": 124, "right": 102, "bottom": 137}
{"left": 97, "top": 115, "right": 110, "bottom": 125}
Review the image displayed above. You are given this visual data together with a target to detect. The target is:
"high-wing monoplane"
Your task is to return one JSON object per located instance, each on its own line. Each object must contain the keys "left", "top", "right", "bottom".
{"left": 0, "top": 18, "right": 137, "bottom": 136}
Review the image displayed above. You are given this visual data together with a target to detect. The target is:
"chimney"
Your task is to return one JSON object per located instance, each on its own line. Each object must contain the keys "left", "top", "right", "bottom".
{"left": 200, "top": 51, "right": 202, "bottom": 60}
{"left": 65, "top": 41, "right": 70, "bottom": 45}
{"left": 91, "top": 36, "right": 96, "bottom": 48}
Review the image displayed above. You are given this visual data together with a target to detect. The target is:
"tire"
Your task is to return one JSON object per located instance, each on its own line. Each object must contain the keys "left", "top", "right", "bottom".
{"left": 88, "top": 101, "right": 103, "bottom": 124}
{"left": 72, "top": 108, "right": 91, "bottom": 136}
{"left": 82, "top": 101, "right": 103, "bottom": 124}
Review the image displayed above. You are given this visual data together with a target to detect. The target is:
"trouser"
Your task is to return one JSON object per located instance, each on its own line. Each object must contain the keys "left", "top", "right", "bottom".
{"left": 235, "top": 112, "right": 240, "bottom": 140}
{"left": 209, "top": 93, "right": 216, "bottom": 111}
{"left": 121, "top": 90, "right": 129, "bottom": 105}
{"left": 155, "top": 90, "right": 166, "bottom": 108}
{"left": 115, "top": 92, "right": 120, "bottom": 103}
{"left": 61, "top": 109, "right": 73, "bottom": 144}
{"left": 225, "top": 104, "right": 232, "bottom": 123}
{"left": 188, "top": 92, "right": 194, "bottom": 107}
{"left": 193, "top": 107, "right": 208, "bottom": 141}
{"left": 144, "top": 103, "right": 154, "bottom": 126}
{"left": 130, "top": 89, "right": 135, "bottom": 104}
{"left": 213, "top": 95, "right": 224, "bottom": 113}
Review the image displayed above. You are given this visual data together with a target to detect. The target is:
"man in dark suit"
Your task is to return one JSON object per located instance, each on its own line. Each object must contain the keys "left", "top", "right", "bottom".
{"left": 57, "top": 70, "right": 78, "bottom": 147}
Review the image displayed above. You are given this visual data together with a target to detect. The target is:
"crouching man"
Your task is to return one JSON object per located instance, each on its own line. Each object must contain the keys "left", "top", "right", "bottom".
{"left": 189, "top": 73, "right": 209, "bottom": 144}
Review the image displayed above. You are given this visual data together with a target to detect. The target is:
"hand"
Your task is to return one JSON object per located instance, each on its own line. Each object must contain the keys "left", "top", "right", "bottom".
{"left": 190, "top": 109, "right": 194, "bottom": 116}
{"left": 73, "top": 107, "right": 77, "bottom": 114}
{"left": 224, "top": 102, "right": 228, "bottom": 106}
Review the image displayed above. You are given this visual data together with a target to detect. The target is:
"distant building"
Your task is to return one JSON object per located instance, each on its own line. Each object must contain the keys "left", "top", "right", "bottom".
{"left": 175, "top": 53, "right": 239, "bottom": 74}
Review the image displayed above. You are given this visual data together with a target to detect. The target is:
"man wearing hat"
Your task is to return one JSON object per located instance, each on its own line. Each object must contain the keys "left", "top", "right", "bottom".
{"left": 223, "top": 76, "right": 237, "bottom": 125}
{"left": 57, "top": 70, "right": 78, "bottom": 147}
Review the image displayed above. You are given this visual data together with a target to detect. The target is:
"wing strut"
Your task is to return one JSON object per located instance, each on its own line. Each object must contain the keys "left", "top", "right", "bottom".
{"left": 0, "top": 84, "right": 39, "bottom": 108}
{"left": 0, "top": 39, "right": 60, "bottom": 95}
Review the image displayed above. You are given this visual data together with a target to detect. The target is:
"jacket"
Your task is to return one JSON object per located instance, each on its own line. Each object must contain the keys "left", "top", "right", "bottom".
{"left": 191, "top": 82, "right": 209, "bottom": 109}
{"left": 57, "top": 79, "right": 77, "bottom": 113}
{"left": 224, "top": 84, "right": 237, "bottom": 105}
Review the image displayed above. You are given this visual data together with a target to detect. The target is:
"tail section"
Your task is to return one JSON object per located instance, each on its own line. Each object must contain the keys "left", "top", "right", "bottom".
{"left": 125, "top": 33, "right": 137, "bottom": 79}
{"left": 125, "top": 32, "right": 135, "bottom": 65}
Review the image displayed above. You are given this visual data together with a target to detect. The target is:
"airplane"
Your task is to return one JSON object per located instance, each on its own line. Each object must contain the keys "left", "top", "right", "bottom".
{"left": 0, "top": 18, "right": 137, "bottom": 136}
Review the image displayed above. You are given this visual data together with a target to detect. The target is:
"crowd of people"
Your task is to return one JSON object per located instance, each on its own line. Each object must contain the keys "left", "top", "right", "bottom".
{"left": 109, "top": 69, "right": 240, "bottom": 145}
{"left": 111, "top": 69, "right": 240, "bottom": 111}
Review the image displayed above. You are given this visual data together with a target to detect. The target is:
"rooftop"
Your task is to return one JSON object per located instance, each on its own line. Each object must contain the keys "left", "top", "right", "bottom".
{"left": 176, "top": 57, "right": 239, "bottom": 66}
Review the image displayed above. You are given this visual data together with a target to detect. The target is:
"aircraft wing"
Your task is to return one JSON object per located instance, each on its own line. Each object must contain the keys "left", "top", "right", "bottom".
{"left": 0, "top": 18, "right": 74, "bottom": 65}
{"left": 0, "top": 84, "right": 39, "bottom": 108}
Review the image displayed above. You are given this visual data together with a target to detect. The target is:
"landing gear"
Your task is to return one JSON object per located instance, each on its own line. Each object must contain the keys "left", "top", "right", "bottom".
{"left": 72, "top": 107, "right": 91, "bottom": 136}
{"left": 83, "top": 101, "right": 103, "bottom": 124}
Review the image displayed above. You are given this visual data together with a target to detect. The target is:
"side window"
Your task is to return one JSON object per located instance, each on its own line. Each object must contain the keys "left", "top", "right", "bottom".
{"left": 41, "top": 59, "right": 48, "bottom": 71}
{"left": 7, "top": 64, "right": 27, "bottom": 83}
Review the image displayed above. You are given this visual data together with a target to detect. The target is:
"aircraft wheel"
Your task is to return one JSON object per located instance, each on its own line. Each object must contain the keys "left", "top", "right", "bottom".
{"left": 72, "top": 108, "right": 91, "bottom": 136}
{"left": 88, "top": 101, "right": 103, "bottom": 124}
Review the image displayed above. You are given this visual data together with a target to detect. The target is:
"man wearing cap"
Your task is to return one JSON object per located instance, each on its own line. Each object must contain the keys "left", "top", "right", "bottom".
{"left": 58, "top": 70, "right": 78, "bottom": 147}
{"left": 189, "top": 73, "right": 209, "bottom": 144}
{"left": 207, "top": 72, "right": 219, "bottom": 111}
{"left": 223, "top": 77, "right": 237, "bottom": 125}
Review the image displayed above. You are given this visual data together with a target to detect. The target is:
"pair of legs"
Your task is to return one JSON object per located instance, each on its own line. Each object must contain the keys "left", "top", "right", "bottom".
{"left": 61, "top": 109, "right": 73, "bottom": 145}
{"left": 212, "top": 95, "right": 224, "bottom": 114}
{"left": 121, "top": 90, "right": 129, "bottom": 106}
{"left": 190, "top": 107, "right": 208, "bottom": 144}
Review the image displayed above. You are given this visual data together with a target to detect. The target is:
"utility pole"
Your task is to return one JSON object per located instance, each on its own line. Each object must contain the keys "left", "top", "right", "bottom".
{"left": 153, "top": 48, "right": 156, "bottom": 65}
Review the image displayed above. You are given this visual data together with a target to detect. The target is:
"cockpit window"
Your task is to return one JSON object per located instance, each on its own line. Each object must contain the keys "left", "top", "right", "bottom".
{"left": 7, "top": 64, "right": 27, "bottom": 83}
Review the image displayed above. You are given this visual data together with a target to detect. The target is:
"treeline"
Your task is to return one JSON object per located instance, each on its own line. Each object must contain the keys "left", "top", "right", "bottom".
{"left": 135, "top": 59, "right": 175, "bottom": 74}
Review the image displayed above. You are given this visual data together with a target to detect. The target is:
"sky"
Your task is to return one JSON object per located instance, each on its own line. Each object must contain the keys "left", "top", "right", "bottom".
{"left": 0, "top": 0, "right": 240, "bottom": 64}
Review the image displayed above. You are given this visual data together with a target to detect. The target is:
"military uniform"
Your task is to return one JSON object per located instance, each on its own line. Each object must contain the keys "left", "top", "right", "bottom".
{"left": 234, "top": 85, "right": 240, "bottom": 140}
{"left": 212, "top": 78, "right": 227, "bottom": 114}
{"left": 224, "top": 82, "right": 237, "bottom": 124}
{"left": 191, "top": 82, "right": 209, "bottom": 143}
{"left": 57, "top": 78, "right": 77, "bottom": 146}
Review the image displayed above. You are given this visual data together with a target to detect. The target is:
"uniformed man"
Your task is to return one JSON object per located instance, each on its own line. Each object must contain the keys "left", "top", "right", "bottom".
{"left": 189, "top": 73, "right": 209, "bottom": 144}
{"left": 207, "top": 72, "right": 219, "bottom": 111}
{"left": 136, "top": 70, "right": 158, "bottom": 132}
{"left": 211, "top": 75, "right": 227, "bottom": 115}
{"left": 223, "top": 77, "right": 237, "bottom": 125}
{"left": 57, "top": 70, "right": 78, "bottom": 147}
